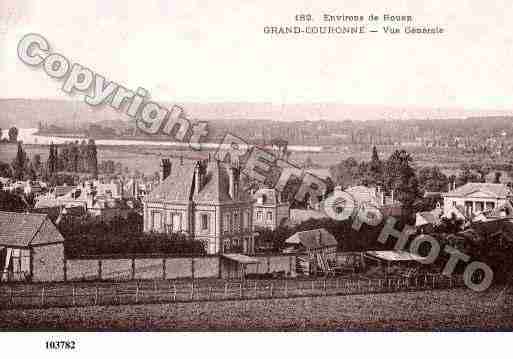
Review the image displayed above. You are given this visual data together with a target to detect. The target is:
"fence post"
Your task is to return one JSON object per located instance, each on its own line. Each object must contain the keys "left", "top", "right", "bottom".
{"left": 72, "top": 286, "right": 76, "bottom": 306}
{"left": 173, "top": 284, "right": 177, "bottom": 301}
{"left": 449, "top": 276, "right": 453, "bottom": 288}
{"left": 254, "top": 281, "right": 258, "bottom": 297}
{"left": 9, "top": 287, "right": 13, "bottom": 307}
{"left": 94, "top": 286, "right": 99, "bottom": 306}
{"left": 190, "top": 282, "right": 194, "bottom": 300}
{"left": 135, "top": 283, "right": 139, "bottom": 303}
{"left": 270, "top": 283, "right": 274, "bottom": 297}
{"left": 311, "top": 280, "right": 315, "bottom": 293}
{"left": 209, "top": 286, "right": 212, "bottom": 300}
{"left": 240, "top": 282, "right": 243, "bottom": 298}
{"left": 41, "top": 286, "right": 45, "bottom": 306}
{"left": 284, "top": 281, "right": 288, "bottom": 297}
{"left": 323, "top": 279, "right": 327, "bottom": 295}
{"left": 432, "top": 275, "right": 435, "bottom": 289}
{"left": 154, "top": 280, "right": 158, "bottom": 292}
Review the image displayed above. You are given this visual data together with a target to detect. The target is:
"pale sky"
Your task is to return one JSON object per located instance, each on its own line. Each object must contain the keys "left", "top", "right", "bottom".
{"left": 1, "top": 0, "right": 513, "bottom": 111}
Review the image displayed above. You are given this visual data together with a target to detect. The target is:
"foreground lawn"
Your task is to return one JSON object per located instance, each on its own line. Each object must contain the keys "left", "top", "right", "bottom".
{"left": 1, "top": 286, "right": 512, "bottom": 331}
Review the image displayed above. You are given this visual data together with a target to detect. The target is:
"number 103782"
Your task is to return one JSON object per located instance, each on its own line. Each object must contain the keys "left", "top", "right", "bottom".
{"left": 46, "top": 341, "right": 76, "bottom": 350}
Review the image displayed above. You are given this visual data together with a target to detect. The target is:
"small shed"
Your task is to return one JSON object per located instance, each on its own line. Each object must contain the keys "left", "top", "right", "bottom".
{"left": 0, "top": 211, "right": 65, "bottom": 282}
{"left": 285, "top": 228, "right": 337, "bottom": 275}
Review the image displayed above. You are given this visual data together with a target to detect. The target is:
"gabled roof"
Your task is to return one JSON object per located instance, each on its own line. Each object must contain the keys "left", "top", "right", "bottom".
{"left": 443, "top": 183, "right": 512, "bottom": 198}
{"left": 144, "top": 159, "right": 251, "bottom": 204}
{"left": 0, "top": 211, "right": 64, "bottom": 247}
{"left": 285, "top": 228, "right": 337, "bottom": 249}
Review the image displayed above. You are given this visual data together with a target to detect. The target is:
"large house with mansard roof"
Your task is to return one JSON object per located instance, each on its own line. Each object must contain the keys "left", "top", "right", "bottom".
{"left": 142, "top": 158, "right": 255, "bottom": 255}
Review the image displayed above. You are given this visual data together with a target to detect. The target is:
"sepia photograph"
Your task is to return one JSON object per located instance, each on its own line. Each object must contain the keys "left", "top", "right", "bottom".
{"left": 1, "top": 0, "right": 513, "bottom": 356}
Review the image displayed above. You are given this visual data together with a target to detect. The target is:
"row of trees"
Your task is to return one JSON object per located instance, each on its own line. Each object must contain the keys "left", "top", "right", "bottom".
{"left": 47, "top": 140, "right": 98, "bottom": 176}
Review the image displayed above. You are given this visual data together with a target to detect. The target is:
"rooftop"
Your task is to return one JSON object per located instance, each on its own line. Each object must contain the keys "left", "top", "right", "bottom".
{"left": 0, "top": 211, "right": 64, "bottom": 247}
{"left": 443, "top": 182, "right": 512, "bottom": 198}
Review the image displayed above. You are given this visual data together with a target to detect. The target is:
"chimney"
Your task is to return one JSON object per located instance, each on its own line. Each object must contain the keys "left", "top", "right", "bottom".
{"left": 194, "top": 161, "right": 203, "bottom": 195}
{"left": 228, "top": 166, "right": 239, "bottom": 200}
{"left": 161, "top": 159, "right": 172, "bottom": 180}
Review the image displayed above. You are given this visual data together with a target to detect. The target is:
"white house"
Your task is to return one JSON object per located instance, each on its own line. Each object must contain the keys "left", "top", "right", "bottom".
{"left": 442, "top": 182, "right": 513, "bottom": 218}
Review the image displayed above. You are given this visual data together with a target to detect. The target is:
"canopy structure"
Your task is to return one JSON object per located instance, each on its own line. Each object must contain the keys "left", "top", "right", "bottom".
{"left": 222, "top": 253, "right": 260, "bottom": 280}
{"left": 222, "top": 253, "right": 260, "bottom": 264}
{"left": 365, "top": 250, "right": 424, "bottom": 262}
{"left": 364, "top": 250, "right": 424, "bottom": 277}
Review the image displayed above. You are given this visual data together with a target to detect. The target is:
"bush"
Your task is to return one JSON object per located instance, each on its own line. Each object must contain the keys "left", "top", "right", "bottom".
{"left": 61, "top": 215, "right": 206, "bottom": 258}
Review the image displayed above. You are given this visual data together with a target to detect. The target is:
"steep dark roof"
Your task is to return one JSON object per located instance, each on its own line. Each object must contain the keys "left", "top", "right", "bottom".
{"left": 144, "top": 161, "right": 196, "bottom": 202}
{"left": 144, "top": 159, "right": 251, "bottom": 204}
{"left": 0, "top": 211, "right": 64, "bottom": 247}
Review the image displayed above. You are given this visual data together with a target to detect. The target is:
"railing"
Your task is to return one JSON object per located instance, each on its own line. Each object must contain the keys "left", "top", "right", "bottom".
{"left": 0, "top": 274, "right": 465, "bottom": 311}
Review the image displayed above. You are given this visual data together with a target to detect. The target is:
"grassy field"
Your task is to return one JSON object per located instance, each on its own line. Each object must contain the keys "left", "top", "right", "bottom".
{"left": 1, "top": 286, "right": 512, "bottom": 330}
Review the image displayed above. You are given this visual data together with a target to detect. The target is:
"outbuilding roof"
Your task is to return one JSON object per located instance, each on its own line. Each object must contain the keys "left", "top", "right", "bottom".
{"left": 285, "top": 228, "right": 337, "bottom": 249}
{"left": 0, "top": 211, "right": 64, "bottom": 247}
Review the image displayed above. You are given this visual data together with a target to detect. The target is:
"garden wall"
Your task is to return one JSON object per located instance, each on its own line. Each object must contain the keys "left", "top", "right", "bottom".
{"left": 64, "top": 254, "right": 297, "bottom": 282}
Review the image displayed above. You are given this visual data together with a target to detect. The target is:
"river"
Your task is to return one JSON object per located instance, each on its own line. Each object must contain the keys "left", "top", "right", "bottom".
{"left": 5, "top": 128, "right": 323, "bottom": 152}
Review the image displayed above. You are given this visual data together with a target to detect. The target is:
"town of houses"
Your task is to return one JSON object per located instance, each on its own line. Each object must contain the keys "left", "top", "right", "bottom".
{"left": 2, "top": 142, "right": 513, "bottom": 284}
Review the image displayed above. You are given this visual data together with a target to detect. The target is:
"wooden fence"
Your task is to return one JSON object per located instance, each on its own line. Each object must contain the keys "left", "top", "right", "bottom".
{"left": 0, "top": 274, "right": 465, "bottom": 311}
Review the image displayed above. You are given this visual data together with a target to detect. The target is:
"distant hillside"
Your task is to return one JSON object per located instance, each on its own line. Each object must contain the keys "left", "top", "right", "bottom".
{"left": 2, "top": 98, "right": 513, "bottom": 130}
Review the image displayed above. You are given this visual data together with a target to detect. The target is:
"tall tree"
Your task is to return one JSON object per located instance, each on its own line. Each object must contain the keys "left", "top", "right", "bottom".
{"left": 8, "top": 127, "right": 18, "bottom": 143}
{"left": 87, "top": 139, "right": 98, "bottom": 178}
{"left": 417, "top": 166, "right": 449, "bottom": 193}
{"left": 367, "top": 146, "right": 383, "bottom": 186}
{"left": 384, "top": 149, "right": 421, "bottom": 211}
{"left": 11, "top": 141, "right": 27, "bottom": 180}
{"left": 30, "top": 154, "right": 42, "bottom": 180}
{"left": 47, "top": 142, "right": 57, "bottom": 175}
{"left": 457, "top": 163, "right": 481, "bottom": 186}
{"left": 0, "top": 161, "right": 12, "bottom": 178}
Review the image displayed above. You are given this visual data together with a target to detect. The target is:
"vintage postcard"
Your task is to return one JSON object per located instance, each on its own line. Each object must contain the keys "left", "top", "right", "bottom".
{"left": 1, "top": 0, "right": 512, "bottom": 356}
